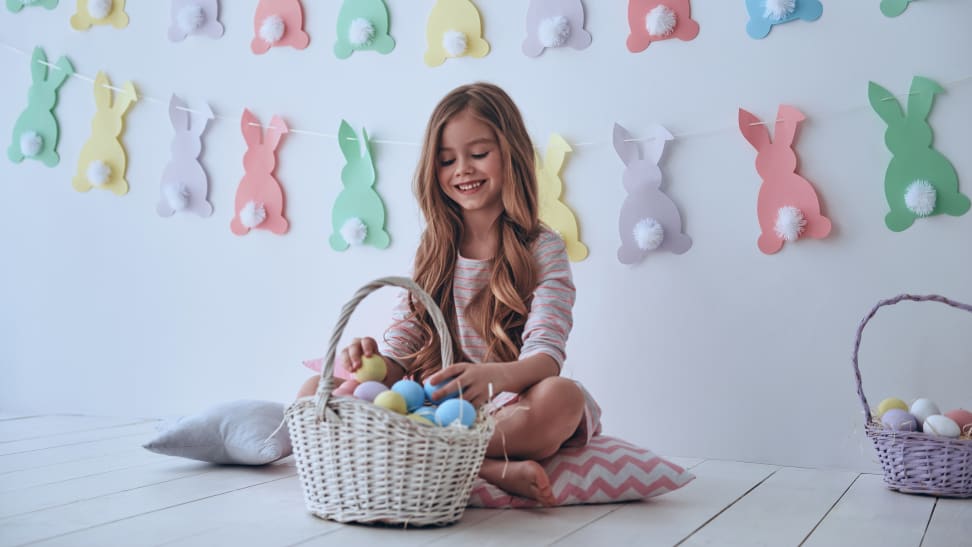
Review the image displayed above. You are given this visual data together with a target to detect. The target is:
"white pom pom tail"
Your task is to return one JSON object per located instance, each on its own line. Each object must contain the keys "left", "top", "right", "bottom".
{"left": 341, "top": 217, "right": 368, "bottom": 246}
{"left": 646, "top": 5, "right": 676, "bottom": 37}
{"left": 633, "top": 218, "right": 665, "bottom": 251}
{"left": 177, "top": 4, "right": 206, "bottom": 34}
{"left": 88, "top": 0, "right": 112, "bottom": 20}
{"left": 260, "top": 15, "right": 285, "bottom": 44}
{"left": 774, "top": 206, "right": 806, "bottom": 241}
{"left": 240, "top": 201, "right": 266, "bottom": 228}
{"left": 538, "top": 16, "right": 571, "bottom": 48}
{"left": 348, "top": 17, "right": 375, "bottom": 47}
{"left": 443, "top": 30, "right": 468, "bottom": 57}
{"left": 86, "top": 160, "right": 111, "bottom": 186}
{"left": 163, "top": 184, "right": 191, "bottom": 211}
{"left": 763, "top": 0, "right": 796, "bottom": 21}
{"left": 20, "top": 131, "right": 43, "bottom": 157}
{"left": 905, "top": 180, "right": 937, "bottom": 216}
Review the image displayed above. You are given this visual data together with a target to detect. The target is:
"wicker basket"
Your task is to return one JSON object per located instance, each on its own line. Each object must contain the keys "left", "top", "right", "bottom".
{"left": 285, "top": 276, "right": 496, "bottom": 525}
{"left": 852, "top": 294, "right": 972, "bottom": 498}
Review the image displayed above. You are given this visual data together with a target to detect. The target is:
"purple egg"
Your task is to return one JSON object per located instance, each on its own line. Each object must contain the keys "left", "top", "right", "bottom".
{"left": 881, "top": 408, "right": 919, "bottom": 432}
{"left": 353, "top": 381, "right": 388, "bottom": 402}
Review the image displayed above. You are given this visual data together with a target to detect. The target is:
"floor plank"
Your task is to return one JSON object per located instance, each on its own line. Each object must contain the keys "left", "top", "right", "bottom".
{"left": 0, "top": 415, "right": 147, "bottom": 442}
{"left": 802, "top": 473, "right": 937, "bottom": 547}
{"left": 921, "top": 497, "right": 972, "bottom": 547}
{"left": 668, "top": 456, "right": 706, "bottom": 470}
{"left": 680, "top": 467, "right": 859, "bottom": 546}
{"left": 0, "top": 423, "right": 159, "bottom": 473}
{"left": 0, "top": 447, "right": 166, "bottom": 492}
{"left": 427, "top": 504, "right": 622, "bottom": 546}
{"left": 0, "top": 421, "right": 160, "bottom": 456}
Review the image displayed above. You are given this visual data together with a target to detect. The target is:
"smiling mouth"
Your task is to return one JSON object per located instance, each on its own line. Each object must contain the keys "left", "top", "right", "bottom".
{"left": 456, "top": 180, "right": 485, "bottom": 192}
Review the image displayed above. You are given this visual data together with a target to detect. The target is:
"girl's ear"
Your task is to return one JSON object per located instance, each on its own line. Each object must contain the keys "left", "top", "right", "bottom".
{"left": 263, "top": 115, "right": 289, "bottom": 150}
{"left": 773, "top": 105, "right": 806, "bottom": 148}
{"left": 30, "top": 47, "right": 48, "bottom": 85}
{"left": 338, "top": 120, "right": 359, "bottom": 161}
{"left": 241, "top": 109, "right": 262, "bottom": 145}
{"left": 907, "top": 76, "right": 944, "bottom": 124}
{"left": 642, "top": 124, "right": 673, "bottom": 166}
{"left": 613, "top": 123, "right": 640, "bottom": 165}
{"left": 738, "top": 108, "right": 770, "bottom": 151}
{"left": 868, "top": 81, "right": 905, "bottom": 126}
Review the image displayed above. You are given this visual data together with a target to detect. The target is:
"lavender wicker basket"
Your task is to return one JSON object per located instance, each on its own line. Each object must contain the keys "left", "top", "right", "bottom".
{"left": 852, "top": 294, "right": 972, "bottom": 498}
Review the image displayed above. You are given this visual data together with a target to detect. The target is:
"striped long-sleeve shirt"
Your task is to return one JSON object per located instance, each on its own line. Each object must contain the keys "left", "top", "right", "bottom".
{"left": 381, "top": 228, "right": 575, "bottom": 373}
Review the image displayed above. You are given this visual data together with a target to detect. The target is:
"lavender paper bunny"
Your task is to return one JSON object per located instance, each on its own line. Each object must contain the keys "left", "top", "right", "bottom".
{"left": 615, "top": 123, "right": 692, "bottom": 265}
{"left": 168, "top": 0, "right": 224, "bottom": 42}
{"left": 522, "top": 0, "right": 592, "bottom": 57}
{"left": 158, "top": 94, "right": 214, "bottom": 218}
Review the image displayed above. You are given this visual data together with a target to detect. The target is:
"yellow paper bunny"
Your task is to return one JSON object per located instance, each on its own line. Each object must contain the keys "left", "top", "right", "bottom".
{"left": 424, "top": 0, "right": 489, "bottom": 66}
{"left": 72, "top": 72, "right": 137, "bottom": 196}
{"left": 536, "top": 134, "right": 588, "bottom": 262}
{"left": 70, "top": 0, "right": 129, "bottom": 30}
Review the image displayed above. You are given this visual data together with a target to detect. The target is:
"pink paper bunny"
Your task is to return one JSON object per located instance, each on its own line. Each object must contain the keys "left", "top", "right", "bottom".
{"left": 739, "top": 105, "right": 831, "bottom": 255}
{"left": 157, "top": 94, "right": 214, "bottom": 218}
{"left": 251, "top": 0, "right": 310, "bottom": 54}
{"left": 230, "top": 109, "right": 289, "bottom": 236}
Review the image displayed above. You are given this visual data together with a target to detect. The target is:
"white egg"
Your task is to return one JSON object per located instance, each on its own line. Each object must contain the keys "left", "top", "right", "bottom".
{"left": 909, "top": 398, "right": 940, "bottom": 430}
{"left": 923, "top": 415, "right": 961, "bottom": 438}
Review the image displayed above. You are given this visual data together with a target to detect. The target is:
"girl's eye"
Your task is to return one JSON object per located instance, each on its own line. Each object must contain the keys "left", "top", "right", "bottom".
{"left": 439, "top": 158, "right": 455, "bottom": 166}
{"left": 471, "top": 151, "right": 489, "bottom": 159}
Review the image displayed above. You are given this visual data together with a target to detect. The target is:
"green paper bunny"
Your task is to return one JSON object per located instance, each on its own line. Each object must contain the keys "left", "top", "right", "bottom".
{"left": 8, "top": 47, "right": 74, "bottom": 167}
{"left": 6, "top": 0, "right": 58, "bottom": 13}
{"left": 329, "top": 120, "right": 390, "bottom": 251}
{"left": 333, "top": 0, "right": 395, "bottom": 59}
{"left": 868, "top": 76, "right": 970, "bottom": 232}
{"left": 881, "top": 0, "right": 912, "bottom": 18}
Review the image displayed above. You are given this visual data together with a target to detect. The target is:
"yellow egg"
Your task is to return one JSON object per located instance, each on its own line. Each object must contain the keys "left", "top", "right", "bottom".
{"left": 373, "top": 391, "right": 407, "bottom": 414}
{"left": 355, "top": 354, "right": 387, "bottom": 382}
{"left": 407, "top": 413, "right": 435, "bottom": 426}
{"left": 877, "top": 397, "right": 908, "bottom": 417}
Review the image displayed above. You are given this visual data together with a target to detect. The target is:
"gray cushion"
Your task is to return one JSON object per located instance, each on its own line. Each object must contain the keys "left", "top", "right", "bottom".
{"left": 143, "top": 400, "right": 292, "bottom": 465}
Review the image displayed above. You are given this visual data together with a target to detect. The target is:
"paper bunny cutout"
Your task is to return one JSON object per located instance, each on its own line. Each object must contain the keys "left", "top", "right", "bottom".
{"left": 158, "top": 95, "right": 214, "bottom": 218}
{"left": 168, "top": 0, "right": 224, "bottom": 42}
{"left": 330, "top": 120, "right": 390, "bottom": 251}
{"left": 8, "top": 47, "right": 73, "bottom": 167}
{"left": 231, "top": 110, "right": 289, "bottom": 235}
{"left": 251, "top": 0, "right": 310, "bottom": 54}
{"left": 334, "top": 0, "right": 395, "bottom": 59}
{"left": 72, "top": 72, "right": 137, "bottom": 196}
{"left": 536, "top": 134, "right": 587, "bottom": 261}
{"left": 522, "top": 0, "right": 592, "bottom": 57}
{"left": 7, "top": 0, "right": 58, "bottom": 13}
{"left": 71, "top": 0, "right": 129, "bottom": 30}
{"left": 738, "top": 105, "right": 831, "bottom": 254}
{"left": 881, "top": 0, "right": 912, "bottom": 17}
{"left": 425, "top": 0, "right": 489, "bottom": 67}
{"left": 614, "top": 123, "right": 692, "bottom": 265}
{"left": 745, "top": 0, "right": 822, "bottom": 39}
{"left": 626, "top": 0, "right": 700, "bottom": 53}
{"left": 868, "top": 77, "right": 969, "bottom": 232}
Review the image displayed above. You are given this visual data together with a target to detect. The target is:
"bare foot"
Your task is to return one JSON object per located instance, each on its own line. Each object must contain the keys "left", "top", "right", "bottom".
{"left": 479, "top": 458, "right": 556, "bottom": 506}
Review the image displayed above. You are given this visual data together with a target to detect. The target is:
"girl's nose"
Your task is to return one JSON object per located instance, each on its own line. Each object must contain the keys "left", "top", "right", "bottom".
{"left": 455, "top": 158, "right": 473, "bottom": 177}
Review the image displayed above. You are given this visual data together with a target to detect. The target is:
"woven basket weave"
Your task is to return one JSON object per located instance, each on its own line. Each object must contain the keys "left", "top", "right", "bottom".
{"left": 286, "top": 276, "right": 496, "bottom": 525}
{"left": 852, "top": 294, "right": 972, "bottom": 498}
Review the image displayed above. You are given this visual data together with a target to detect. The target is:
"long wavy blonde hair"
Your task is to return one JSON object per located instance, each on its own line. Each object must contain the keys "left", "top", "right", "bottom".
{"left": 405, "top": 82, "right": 541, "bottom": 382}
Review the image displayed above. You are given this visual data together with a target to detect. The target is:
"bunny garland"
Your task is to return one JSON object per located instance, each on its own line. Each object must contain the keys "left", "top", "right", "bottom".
{"left": 881, "top": 0, "right": 912, "bottom": 17}
{"left": 744, "top": 0, "right": 822, "bottom": 39}
{"left": 330, "top": 120, "right": 390, "bottom": 251}
{"left": 424, "top": 0, "right": 490, "bottom": 67}
{"left": 158, "top": 95, "right": 215, "bottom": 218}
{"left": 626, "top": 1, "right": 700, "bottom": 53}
{"left": 251, "top": 0, "right": 310, "bottom": 55}
{"left": 231, "top": 110, "right": 290, "bottom": 235}
{"left": 614, "top": 123, "right": 692, "bottom": 265}
{"left": 72, "top": 72, "right": 137, "bottom": 196}
{"left": 334, "top": 0, "right": 395, "bottom": 59}
{"left": 738, "top": 105, "right": 831, "bottom": 254}
{"left": 522, "top": 0, "right": 592, "bottom": 57}
{"left": 8, "top": 47, "right": 73, "bottom": 167}
{"left": 7, "top": 0, "right": 58, "bottom": 13}
{"left": 536, "top": 134, "right": 588, "bottom": 261}
{"left": 168, "top": 0, "right": 224, "bottom": 42}
{"left": 868, "top": 77, "right": 970, "bottom": 232}
{"left": 71, "top": 0, "right": 129, "bottom": 31}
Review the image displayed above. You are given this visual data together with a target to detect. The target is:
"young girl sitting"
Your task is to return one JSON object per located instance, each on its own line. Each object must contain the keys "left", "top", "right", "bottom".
{"left": 298, "top": 82, "right": 600, "bottom": 505}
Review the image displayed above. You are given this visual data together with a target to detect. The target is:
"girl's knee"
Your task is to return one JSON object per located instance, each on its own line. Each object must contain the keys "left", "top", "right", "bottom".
{"left": 532, "top": 377, "right": 585, "bottom": 415}
{"left": 296, "top": 375, "right": 320, "bottom": 399}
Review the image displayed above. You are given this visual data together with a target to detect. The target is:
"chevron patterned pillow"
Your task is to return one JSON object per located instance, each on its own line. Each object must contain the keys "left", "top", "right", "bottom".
{"left": 467, "top": 435, "right": 694, "bottom": 507}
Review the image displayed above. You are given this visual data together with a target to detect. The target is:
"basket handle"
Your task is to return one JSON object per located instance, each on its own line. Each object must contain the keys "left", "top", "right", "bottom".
{"left": 852, "top": 294, "right": 972, "bottom": 427}
{"left": 315, "top": 276, "right": 454, "bottom": 419}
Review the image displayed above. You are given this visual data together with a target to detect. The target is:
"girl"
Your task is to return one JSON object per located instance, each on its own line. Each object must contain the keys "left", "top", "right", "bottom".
{"left": 298, "top": 82, "right": 600, "bottom": 505}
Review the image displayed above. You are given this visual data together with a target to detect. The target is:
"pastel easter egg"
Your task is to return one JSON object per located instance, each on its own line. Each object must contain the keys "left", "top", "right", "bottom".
{"left": 373, "top": 391, "right": 407, "bottom": 414}
{"left": 424, "top": 378, "right": 459, "bottom": 402}
{"left": 353, "top": 380, "right": 388, "bottom": 402}
{"left": 876, "top": 397, "right": 908, "bottom": 417}
{"left": 354, "top": 354, "right": 387, "bottom": 383}
{"left": 332, "top": 379, "right": 360, "bottom": 397}
{"left": 392, "top": 379, "right": 426, "bottom": 412}
{"left": 909, "top": 398, "right": 941, "bottom": 430}
{"left": 923, "top": 415, "right": 961, "bottom": 438}
{"left": 413, "top": 405, "right": 437, "bottom": 423}
{"left": 435, "top": 398, "right": 476, "bottom": 428}
{"left": 944, "top": 409, "right": 972, "bottom": 436}
{"left": 880, "top": 408, "right": 918, "bottom": 432}
{"left": 407, "top": 413, "right": 435, "bottom": 426}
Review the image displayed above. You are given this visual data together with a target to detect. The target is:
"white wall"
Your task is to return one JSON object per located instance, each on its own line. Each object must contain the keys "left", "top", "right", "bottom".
{"left": 1, "top": 2, "right": 970, "bottom": 471}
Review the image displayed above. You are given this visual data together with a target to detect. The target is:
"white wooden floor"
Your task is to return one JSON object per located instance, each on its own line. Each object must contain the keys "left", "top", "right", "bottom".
{"left": 0, "top": 414, "right": 968, "bottom": 547}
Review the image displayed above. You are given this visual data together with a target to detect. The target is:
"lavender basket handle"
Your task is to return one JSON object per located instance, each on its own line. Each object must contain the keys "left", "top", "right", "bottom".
{"left": 852, "top": 294, "right": 972, "bottom": 427}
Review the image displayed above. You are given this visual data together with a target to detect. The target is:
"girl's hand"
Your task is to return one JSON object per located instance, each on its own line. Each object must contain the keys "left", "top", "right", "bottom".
{"left": 342, "top": 337, "right": 381, "bottom": 374}
{"left": 426, "top": 362, "right": 511, "bottom": 408}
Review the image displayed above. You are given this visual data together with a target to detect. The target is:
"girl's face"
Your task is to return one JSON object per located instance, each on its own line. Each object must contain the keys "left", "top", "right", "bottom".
{"left": 436, "top": 109, "right": 504, "bottom": 218}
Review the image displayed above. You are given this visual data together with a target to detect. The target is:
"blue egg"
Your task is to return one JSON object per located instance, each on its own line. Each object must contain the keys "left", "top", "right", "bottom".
{"left": 435, "top": 399, "right": 476, "bottom": 428}
{"left": 424, "top": 378, "right": 459, "bottom": 403}
{"left": 413, "top": 405, "right": 437, "bottom": 422}
{"left": 391, "top": 380, "right": 426, "bottom": 412}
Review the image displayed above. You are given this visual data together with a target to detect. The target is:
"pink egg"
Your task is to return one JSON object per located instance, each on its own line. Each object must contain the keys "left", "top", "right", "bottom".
{"left": 353, "top": 381, "right": 388, "bottom": 402}
{"left": 944, "top": 409, "right": 972, "bottom": 436}
{"left": 332, "top": 379, "right": 360, "bottom": 397}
